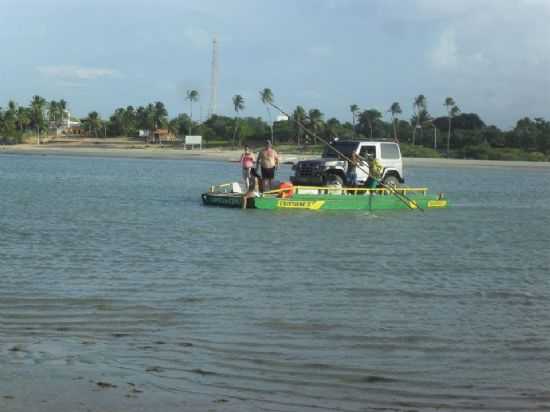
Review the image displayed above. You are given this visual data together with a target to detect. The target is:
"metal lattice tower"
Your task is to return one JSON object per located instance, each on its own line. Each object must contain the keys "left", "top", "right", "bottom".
{"left": 208, "top": 36, "right": 219, "bottom": 119}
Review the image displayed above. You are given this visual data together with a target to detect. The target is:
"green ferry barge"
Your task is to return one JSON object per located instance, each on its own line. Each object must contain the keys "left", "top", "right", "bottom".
{"left": 201, "top": 183, "right": 448, "bottom": 211}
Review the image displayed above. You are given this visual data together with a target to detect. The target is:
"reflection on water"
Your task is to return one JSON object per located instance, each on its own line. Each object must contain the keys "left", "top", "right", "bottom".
{"left": 1, "top": 154, "right": 550, "bottom": 410}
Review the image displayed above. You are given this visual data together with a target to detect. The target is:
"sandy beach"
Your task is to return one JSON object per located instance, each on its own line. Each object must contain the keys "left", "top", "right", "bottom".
{"left": 2, "top": 140, "right": 550, "bottom": 168}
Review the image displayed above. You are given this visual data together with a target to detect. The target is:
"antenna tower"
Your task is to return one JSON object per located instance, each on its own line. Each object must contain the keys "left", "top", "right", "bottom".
{"left": 208, "top": 36, "right": 219, "bottom": 118}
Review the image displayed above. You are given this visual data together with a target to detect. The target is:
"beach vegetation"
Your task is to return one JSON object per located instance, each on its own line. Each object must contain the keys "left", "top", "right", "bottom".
{"left": 1, "top": 96, "right": 550, "bottom": 161}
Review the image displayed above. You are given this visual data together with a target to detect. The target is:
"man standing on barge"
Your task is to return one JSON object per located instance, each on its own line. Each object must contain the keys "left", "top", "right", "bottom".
{"left": 256, "top": 139, "right": 280, "bottom": 192}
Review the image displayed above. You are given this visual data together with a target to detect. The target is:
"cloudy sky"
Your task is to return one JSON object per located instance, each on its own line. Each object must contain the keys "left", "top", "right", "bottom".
{"left": 1, "top": 0, "right": 549, "bottom": 129}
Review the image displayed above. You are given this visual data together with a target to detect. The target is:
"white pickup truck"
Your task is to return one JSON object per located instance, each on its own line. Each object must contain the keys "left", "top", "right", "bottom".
{"left": 290, "top": 140, "right": 404, "bottom": 187}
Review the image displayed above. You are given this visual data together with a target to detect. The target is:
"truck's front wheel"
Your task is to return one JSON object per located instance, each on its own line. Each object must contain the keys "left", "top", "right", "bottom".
{"left": 325, "top": 174, "right": 344, "bottom": 187}
{"left": 382, "top": 174, "right": 400, "bottom": 188}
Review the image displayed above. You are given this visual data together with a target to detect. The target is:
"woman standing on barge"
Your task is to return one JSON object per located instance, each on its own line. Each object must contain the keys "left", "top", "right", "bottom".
{"left": 240, "top": 145, "right": 255, "bottom": 191}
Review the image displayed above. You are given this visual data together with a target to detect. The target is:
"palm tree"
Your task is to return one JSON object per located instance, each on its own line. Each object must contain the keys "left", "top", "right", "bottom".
{"left": 186, "top": 90, "right": 199, "bottom": 134}
{"left": 47, "top": 100, "right": 59, "bottom": 134}
{"left": 350, "top": 104, "right": 359, "bottom": 137}
{"left": 87, "top": 111, "right": 101, "bottom": 137}
{"left": 153, "top": 101, "right": 168, "bottom": 128}
{"left": 260, "top": 88, "right": 274, "bottom": 143}
{"left": 135, "top": 106, "right": 146, "bottom": 130}
{"left": 412, "top": 94, "right": 427, "bottom": 145}
{"left": 411, "top": 108, "right": 431, "bottom": 145}
{"left": 326, "top": 118, "right": 341, "bottom": 140}
{"left": 123, "top": 105, "right": 136, "bottom": 136}
{"left": 307, "top": 108, "right": 324, "bottom": 144}
{"left": 30, "top": 95, "right": 47, "bottom": 144}
{"left": 292, "top": 105, "right": 306, "bottom": 146}
{"left": 423, "top": 115, "right": 438, "bottom": 150}
{"left": 145, "top": 104, "right": 156, "bottom": 141}
{"left": 58, "top": 99, "right": 68, "bottom": 127}
{"left": 388, "top": 102, "right": 402, "bottom": 141}
{"left": 0, "top": 101, "right": 17, "bottom": 136}
{"left": 448, "top": 104, "right": 460, "bottom": 156}
{"left": 232, "top": 94, "right": 245, "bottom": 148}
{"left": 7, "top": 100, "right": 16, "bottom": 115}
{"left": 444, "top": 97, "right": 459, "bottom": 156}
{"left": 359, "top": 109, "right": 382, "bottom": 139}
{"left": 4, "top": 101, "right": 17, "bottom": 130}
{"left": 16, "top": 106, "right": 31, "bottom": 132}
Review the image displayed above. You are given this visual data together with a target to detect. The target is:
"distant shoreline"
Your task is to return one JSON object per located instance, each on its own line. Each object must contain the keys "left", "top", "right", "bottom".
{"left": 2, "top": 142, "right": 550, "bottom": 169}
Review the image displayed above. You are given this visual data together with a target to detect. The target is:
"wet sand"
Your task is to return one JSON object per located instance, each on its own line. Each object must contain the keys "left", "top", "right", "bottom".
{"left": 1, "top": 363, "right": 253, "bottom": 412}
{"left": 0, "top": 339, "right": 314, "bottom": 412}
{"left": 2, "top": 142, "right": 550, "bottom": 168}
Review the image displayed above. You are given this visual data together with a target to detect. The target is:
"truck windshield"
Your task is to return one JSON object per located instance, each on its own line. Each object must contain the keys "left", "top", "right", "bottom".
{"left": 322, "top": 142, "right": 359, "bottom": 159}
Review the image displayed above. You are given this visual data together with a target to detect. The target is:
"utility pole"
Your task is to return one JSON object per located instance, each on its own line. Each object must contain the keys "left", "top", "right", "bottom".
{"left": 207, "top": 36, "right": 219, "bottom": 119}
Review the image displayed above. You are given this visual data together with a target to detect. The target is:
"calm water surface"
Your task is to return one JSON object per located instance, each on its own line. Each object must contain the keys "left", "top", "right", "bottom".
{"left": 1, "top": 154, "right": 550, "bottom": 411}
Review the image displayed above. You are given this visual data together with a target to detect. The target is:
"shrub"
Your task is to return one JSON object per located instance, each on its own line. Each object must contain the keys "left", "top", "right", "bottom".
{"left": 400, "top": 144, "right": 442, "bottom": 158}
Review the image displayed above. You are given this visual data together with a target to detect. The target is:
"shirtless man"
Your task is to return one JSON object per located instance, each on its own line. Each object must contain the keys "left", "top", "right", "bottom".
{"left": 256, "top": 139, "right": 280, "bottom": 191}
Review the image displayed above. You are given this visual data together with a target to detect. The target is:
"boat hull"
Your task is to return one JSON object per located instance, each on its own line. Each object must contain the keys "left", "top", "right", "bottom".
{"left": 253, "top": 193, "right": 448, "bottom": 211}
{"left": 201, "top": 192, "right": 256, "bottom": 208}
{"left": 201, "top": 185, "right": 448, "bottom": 211}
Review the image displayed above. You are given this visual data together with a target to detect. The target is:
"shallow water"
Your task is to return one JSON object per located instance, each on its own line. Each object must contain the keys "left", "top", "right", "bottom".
{"left": 1, "top": 153, "right": 550, "bottom": 411}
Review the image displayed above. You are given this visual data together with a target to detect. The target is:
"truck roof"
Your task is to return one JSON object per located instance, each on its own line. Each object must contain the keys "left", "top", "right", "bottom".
{"left": 334, "top": 139, "right": 399, "bottom": 144}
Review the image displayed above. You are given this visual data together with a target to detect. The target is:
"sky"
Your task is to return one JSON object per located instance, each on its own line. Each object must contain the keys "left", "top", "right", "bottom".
{"left": 1, "top": 0, "right": 549, "bottom": 129}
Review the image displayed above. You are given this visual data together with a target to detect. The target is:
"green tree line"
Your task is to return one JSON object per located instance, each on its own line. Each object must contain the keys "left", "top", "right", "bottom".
{"left": 2, "top": 92, "right": 550, "bottom": 161}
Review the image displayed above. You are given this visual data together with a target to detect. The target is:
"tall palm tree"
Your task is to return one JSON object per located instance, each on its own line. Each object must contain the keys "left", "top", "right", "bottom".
{"left": 145, "top": 103, "right": 156, "bottom": 140}
{"left": 58, "top": 99, "right": 68, "bottom": 127}
{"left": 87, "top": 111, "right": 101, "bottom": 137}
{"left": 444, "top": 97, "right": 459, "bottom": 156}
{"left": 47, "top": 100, "right": 59, "bottom": 133}
{"left": 153, "top": 101, "right": 168, "bottom": 128}
{"left": 136, "top": 106, "right": 146, "bottom": 131}
{"left": 388, "top": 102, "right": 402, "bottom": 141}
{"left": 30, "top": 95, "right": 47, "bottom": 144}
{"left": 16, "top": 106, "right": 31, "bottom": 132}
{"left": 350, "top": 104, "right": 359, "bottom": 137}
{"left": 307, "top": 108, "right": 324, "bottom": 144}
{"left": 448, "top": 104, "right": 460, "bottom": 156}
{"left": 359, "top": 109, "right": 382, "bottom": 139}
{"left": 7, "top": 100, "right": 16, "bottom": 114}
{"left": 260, "top": 88, "right": 274, "bottom": 143}
{"left": 4, "top": 100, "right": 17, "bottom": 131}
{"left": 412, "top": 94, "right": 427, "bottom": 145}
{"left": 232, "top": 94, "right": 245, "bottom": 148}
{"left": 186, "top": 90, "right": 199, "bottom": 134}
{"left": 411, "top": 108, "right": 431, "bottom": 145}
{"left": 123, "top": 105, "right": 136, "bottom": 135}
{"left": 326, "top": 118, "right": 341, "bottom": 140}
{"left": 292, "top": 105, "right": 306, "bottom": 146}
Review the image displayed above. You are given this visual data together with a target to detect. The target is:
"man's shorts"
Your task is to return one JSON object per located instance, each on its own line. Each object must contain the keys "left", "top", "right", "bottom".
{"left": 261, "top": 167, "right": 275, "bottom": 179}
